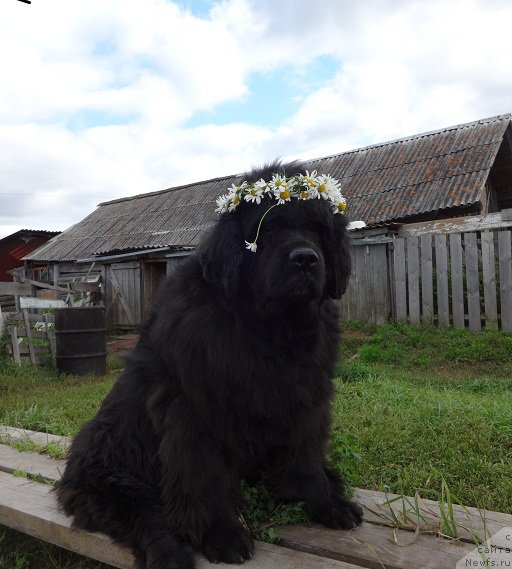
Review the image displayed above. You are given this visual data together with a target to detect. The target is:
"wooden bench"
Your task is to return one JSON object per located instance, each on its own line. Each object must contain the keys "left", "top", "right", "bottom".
{"left": 1, "top": 425, "right": 511, "bottom": 569}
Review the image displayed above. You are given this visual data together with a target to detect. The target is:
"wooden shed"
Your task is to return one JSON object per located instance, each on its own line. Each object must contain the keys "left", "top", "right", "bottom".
{"left": 24, "top": 114, "right": 512, "bottom": 330}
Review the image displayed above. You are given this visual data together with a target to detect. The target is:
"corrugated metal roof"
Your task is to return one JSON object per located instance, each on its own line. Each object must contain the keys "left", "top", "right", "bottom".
{"left": 25, "top": 114, "right": 511, "bottom": 261}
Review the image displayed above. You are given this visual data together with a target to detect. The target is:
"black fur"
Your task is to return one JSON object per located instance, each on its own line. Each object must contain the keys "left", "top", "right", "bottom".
{"left": 55, "top": 161, "right": 363, "bottom": 569}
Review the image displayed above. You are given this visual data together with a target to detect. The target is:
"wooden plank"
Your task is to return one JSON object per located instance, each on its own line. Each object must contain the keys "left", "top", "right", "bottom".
{"left": 19, "top": 277, "right": 71, "bottom": 294}
{"left": 420, "top": 234, "right": 433, "bottom": 323}
{"left": 1, "top": 444, "right": 508, "bottom": 548}
{"left": 0, "top": 444, "right": 65, "bottom": 480}
{"left": 0, "top": 446, "right": 509, "bottom": 559}
{"left": 449, "top": 233, "right": 465, "bottom": 328}
{"left": 111, "top": 269, "right": 136, "bottom": 326}
{"left": 502, "top": 208, "right": 512, "bottom": 221}
{"left": 498, "top": 231, "right": 512, "bottom": 332}
{"left": 399, "top": 211, "right": 512, "bottom": 236}
{"left": 464, "top": 233, "right": 481, "bottom": 332}
{"left": 8, "top": 326, "right": 21, "bottom": 365}
{"left": 0, "top": 472, "right": 359, "bottom": 569}
{"left": 0, "top": 282, "right": 32, "bottom": 295}
{"left": 373, "top": 244, "right": 390, "bottom": 324}
{"left": 360, "top": 244, "right": 389, "bottom": 325}
{"left": 278, "top": 522, "right": 474, "bottom": 569}
{"left": 0, "top": 425, "right": 71, "bottom": 449}
{"left": 434, "top": 235, "right": 450, "bottom": 326}
{"left": 407, "top": 236, "right": 420, "bottom": 325}
{"left": 20, "top": 297, "right": 67, "bottom": 309}
{"left": 1, "top": 312, "right": 54, "bottom": 323}
{"left": 22, "top": 309, "right": 37, "bottom": 365}
{"left": 481, "top": 232, "right": 498, "bottom": 329}
{"left": 44, "top": 313, "right": 55, "bottom": 360}
{"left": 393, "top": 239, "right": 407, "bottom": 322}
{"left": 354, "top": 488, "right": 512, "bottom": 545}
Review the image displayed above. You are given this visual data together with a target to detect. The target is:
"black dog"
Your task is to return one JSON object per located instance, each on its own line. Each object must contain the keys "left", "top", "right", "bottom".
{"left": 55, "top": 161, "right": 363, "bottom": 569}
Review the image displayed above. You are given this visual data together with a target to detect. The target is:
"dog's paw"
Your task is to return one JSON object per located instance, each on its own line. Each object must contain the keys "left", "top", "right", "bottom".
{"left": 201, "top": 522, "right": 254, "bottom": 564}
{"left": 314, "top": 498, "right": 364, "bottom": 530}
{"left": 145, "top": 539, "right": 195, "bottom": 569}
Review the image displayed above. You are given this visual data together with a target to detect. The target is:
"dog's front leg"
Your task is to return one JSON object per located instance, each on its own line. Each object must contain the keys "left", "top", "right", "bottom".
{"left": 157, "top": 399, "right": 254, "bottom": 564}
{"left": 269, "top": 444, "right": 363, "bottom": 530}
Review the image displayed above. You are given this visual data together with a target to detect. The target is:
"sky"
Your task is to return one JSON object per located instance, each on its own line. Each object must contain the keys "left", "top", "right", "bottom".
{"left": 1, "top": 0, "right": 512, "bottom": 239}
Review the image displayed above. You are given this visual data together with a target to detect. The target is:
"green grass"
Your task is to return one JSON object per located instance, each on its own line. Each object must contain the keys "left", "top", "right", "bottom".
{"left": 334, "top": 322, "right": 512, "bottom": 514}
{"left": 0, "top": 357, "right": 120, "bottom": 436}
{"left": 0, "top": 323, "right": 511, "bottom": 567}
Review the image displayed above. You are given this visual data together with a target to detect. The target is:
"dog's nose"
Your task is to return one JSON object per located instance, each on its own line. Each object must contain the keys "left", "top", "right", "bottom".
{"left": 289, "top": 247, "right": 319, "bottom": 268}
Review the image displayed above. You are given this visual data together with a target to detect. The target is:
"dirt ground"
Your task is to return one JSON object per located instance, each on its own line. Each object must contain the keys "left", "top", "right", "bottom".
{"left": 107, "top": 334, "right": 139, "bottom": 358}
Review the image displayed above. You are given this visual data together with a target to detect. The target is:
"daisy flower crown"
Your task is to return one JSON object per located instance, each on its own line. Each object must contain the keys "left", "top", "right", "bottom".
{"left": 215, "top": 170, "right": 347, "bottom": 252}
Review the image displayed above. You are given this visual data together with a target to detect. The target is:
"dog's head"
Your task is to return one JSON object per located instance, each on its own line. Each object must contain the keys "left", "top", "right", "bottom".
{"left": 199, "top": 161, "right": 351, "bottom": 306}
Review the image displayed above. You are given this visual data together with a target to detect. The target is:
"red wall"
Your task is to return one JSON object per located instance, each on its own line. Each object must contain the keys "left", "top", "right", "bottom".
{"left": 0, "top": 235, "right": 53, "bottom": 281}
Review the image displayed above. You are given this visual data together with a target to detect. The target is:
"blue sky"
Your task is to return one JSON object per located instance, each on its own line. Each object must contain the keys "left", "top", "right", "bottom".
{"left": 1, "top": 0, "right": 512, "bottom": 237}
{"left": 187, "top": 54, "right": 341, "bottom": 128}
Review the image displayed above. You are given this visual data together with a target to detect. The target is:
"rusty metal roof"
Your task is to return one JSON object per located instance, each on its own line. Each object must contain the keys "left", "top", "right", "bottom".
{"left": 26, "top": 114, "right": 511, "bottom": 261}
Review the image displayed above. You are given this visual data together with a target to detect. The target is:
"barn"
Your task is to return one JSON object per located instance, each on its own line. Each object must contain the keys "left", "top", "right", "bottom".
{"left": 23, "top": 114, "right": 512, "bottom": 330}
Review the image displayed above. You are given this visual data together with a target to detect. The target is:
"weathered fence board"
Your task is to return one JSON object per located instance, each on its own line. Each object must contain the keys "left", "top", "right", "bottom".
{"left": 481, "top": 232, "right": 498, "bottom": 329}
{"left": 434, "top": 235, "right": 450, "bottom": 326}
{"left": 420, "top": 234, "right": 433, "bottom": 323}
{"left": 340, "top": 242, "right": 390, "bottom": 324}
{"left": 393, "top": 239, "right": 407, "bottom": 322}
{"left": 465, "top": 233, "right": 481, "bottom": 332}
{"left": 449, "top": 233, "right": 465, "bottom": 328}
{"left": 407, "top": 236, "right": 420, "bottom": 325}
{"left": 499, "top": 230, "right": 512, "bottom": 332}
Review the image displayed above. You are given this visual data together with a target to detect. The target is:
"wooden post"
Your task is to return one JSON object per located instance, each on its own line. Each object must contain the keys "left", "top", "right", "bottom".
{"left": 420, "top": 234, "right": 433, "bottom": 324}
{"left": 481, "top": 231, "right": 498, "bottom": 330}
{"left": 498, "top": 230, "right": 512, "bottom": 332}
{"left": 465, "top": 233, "right": 481, "bottom": 332}
{"left": 22, "top": 309, "right": 37, "bottom": 365}
{"left": 393, "top": 238, "right": 407, "bottom": 322}
{"left": 44, "top": 313, "right": 55, "bottom": 361}
{"left": 434, "top": 235, "right": 450, "bottom": 327}
{"left": 8, "top": 326, "right": 21, "bottom": 365}
{"left": 449, "top": 233, "right": 465, "bottom": 329}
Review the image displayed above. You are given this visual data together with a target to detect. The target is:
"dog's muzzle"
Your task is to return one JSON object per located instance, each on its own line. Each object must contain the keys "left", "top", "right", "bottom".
{"left": 289, "top": 247, "right": 320, "bottom": 269}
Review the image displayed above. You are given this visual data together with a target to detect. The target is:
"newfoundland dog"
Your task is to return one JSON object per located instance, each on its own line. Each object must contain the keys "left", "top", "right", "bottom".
{"left": 55, "top": 161, "right": 363, "bottom": 569}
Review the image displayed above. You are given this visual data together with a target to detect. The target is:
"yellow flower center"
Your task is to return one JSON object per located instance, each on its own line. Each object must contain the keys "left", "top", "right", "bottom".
{"left": 318, "top": 184, "right": 326, "bottom": 193}
{"left": 232, "top": 195, "right": 240, "bottom": 206}
{"left": 280, "top": 190, "right": 290, "bottom": 200}
{"left": 300, "top": 191, "right": 309, "bottom": 200}
{"left": 338, "top": 201, "right": 346, "bottom": 212}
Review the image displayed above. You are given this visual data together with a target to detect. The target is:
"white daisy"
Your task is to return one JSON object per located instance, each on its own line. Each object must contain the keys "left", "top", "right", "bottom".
{"left": 245, "top": 240, "right": 257, "bottom": 253}
{"left": 244, "top": 180, "right": 267, "bottom": 204}
{"left": 215, "top": 194, "right": 231, "bottom": 213}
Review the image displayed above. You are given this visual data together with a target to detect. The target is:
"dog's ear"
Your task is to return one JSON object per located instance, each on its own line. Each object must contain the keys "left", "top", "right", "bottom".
{"left": 198, "top": 214, "right": 245, "bottom": 298}
{"left": 326, "top": 214, "right": 352, "bottom": 299}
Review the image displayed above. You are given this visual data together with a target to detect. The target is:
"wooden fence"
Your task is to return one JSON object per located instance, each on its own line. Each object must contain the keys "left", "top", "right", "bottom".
{"left": 340, "top": 226, "right": 512, "bottom": 332}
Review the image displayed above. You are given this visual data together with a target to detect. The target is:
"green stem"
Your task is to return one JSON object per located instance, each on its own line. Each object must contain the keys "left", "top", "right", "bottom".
{"left": 250, "top": 203, "right": 279, "bottom": 248}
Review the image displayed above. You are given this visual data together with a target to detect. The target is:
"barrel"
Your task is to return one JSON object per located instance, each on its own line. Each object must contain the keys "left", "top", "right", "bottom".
{"left": 54, "top": 307, "right": 107, "bottom": 376}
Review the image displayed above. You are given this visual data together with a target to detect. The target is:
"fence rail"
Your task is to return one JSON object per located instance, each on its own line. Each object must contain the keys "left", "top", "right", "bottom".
{"left": 340, "top": 227, "right": 512, "bottom": 332}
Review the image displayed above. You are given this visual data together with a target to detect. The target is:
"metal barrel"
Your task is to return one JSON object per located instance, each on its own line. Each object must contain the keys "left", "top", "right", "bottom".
{"left": 54, "top": 307, "right": 107, "bottom": 376}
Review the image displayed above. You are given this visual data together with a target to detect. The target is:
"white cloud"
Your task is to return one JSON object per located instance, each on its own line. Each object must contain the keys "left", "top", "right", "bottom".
{"left": 1, "top": 0, "right": 512, "bottom": 238}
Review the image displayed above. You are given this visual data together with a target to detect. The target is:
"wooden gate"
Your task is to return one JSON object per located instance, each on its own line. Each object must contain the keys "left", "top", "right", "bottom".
{"left": 106, "top": 262, "right": 142, "bottom": 329}
{"left": 339, "top": 235, "right": 393, "bottom": 324}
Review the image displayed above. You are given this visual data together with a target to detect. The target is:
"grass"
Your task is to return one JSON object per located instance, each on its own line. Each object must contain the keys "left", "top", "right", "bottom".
{"left": 0, "top": 323, "right": 511, "bottom": 567}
